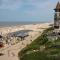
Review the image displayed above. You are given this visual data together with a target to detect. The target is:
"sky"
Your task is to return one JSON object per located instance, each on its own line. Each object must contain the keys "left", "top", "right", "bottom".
{"left": 0, "top": 0, "right": 60, "bottom": 22}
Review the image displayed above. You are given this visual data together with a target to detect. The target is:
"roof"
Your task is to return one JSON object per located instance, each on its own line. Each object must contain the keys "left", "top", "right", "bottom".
{"left": 16, "top": 33, "right": 29, "bottom": 37}
{"left": 8, "top": 30, "right": 33, "bottom": 37}
{"left": 55, "top": 2, "right": 60, "bottom": 9}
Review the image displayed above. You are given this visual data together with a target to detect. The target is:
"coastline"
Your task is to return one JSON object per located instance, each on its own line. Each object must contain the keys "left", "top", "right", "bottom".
{"left": 0, "top": 23, "right": 51, "bottom": 35}
{"left": 0, "top": 23, "right": 51, "bottom": 60}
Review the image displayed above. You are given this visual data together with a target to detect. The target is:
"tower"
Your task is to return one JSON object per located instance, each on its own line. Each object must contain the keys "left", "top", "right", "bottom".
{"left": 54, "top": 2, "right": 60, "bottom": 29}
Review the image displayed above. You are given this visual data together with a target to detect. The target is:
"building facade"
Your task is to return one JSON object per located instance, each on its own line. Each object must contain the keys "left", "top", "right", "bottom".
{"left": 54, "top": 2, "right": 60, "bottom": 29}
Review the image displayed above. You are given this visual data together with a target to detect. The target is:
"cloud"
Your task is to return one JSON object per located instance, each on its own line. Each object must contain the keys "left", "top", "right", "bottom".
{"left": 0, "top": 0, "right": 57, "bottom": 22}
{"left": 0, "top": 0, "right": 49, "bottom": 10}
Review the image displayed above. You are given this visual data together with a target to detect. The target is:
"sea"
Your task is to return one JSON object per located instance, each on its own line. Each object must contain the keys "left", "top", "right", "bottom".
{"left": 0, "top": 21, "right": 47, "bottom": 27}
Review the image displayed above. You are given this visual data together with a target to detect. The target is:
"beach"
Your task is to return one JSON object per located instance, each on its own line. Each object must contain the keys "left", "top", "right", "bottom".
{"left": 0, "top": 23, "right": 51, "bottom": 60}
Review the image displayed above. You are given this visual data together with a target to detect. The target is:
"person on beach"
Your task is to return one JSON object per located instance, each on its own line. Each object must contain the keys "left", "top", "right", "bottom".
{"left": 30, "top": 39, "right": 32, "bottom": 42}
{"left": 22, "top": 42, "right": 24, "bottom": 45}
{"left": 11, "top": 52, "right": 15, "bottom": 56}
{"left": 8, "top": 50, "right": 10, "bottom": 56}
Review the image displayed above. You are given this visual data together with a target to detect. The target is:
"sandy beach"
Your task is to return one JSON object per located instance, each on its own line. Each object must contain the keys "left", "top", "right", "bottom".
{"left": 0, "top": 23, "right": 51, "bottom": 60}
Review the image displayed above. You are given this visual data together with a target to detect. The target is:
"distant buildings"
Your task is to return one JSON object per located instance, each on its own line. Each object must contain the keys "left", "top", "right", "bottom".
{"left": 54, "top": 2, "right": 60, "bottom": 29}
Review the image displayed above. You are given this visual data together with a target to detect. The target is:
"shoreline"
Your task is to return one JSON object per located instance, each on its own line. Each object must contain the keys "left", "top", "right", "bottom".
{"left": 0, "top": 23, "right": 51, "bottom": 35}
